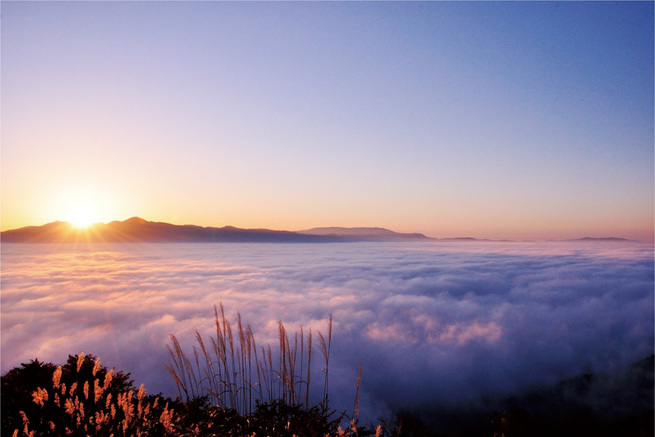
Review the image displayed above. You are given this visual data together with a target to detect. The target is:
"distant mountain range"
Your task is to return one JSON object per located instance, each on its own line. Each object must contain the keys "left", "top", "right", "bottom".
{"left": 297, "top": 226, "right": 429, "bottom": 239}
{"left": 567, "top": 236, "right": 632, "bottom": 242}
{"left": 0, "top": 217, "right": 433, "bottom": 243}
{"left": 1, "top": 218, "right": 638, "bottom": 244}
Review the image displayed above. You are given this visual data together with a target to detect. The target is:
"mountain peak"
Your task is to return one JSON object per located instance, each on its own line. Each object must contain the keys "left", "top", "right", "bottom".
{"left": 124, "top": 217, "right": 148, "bottom": 224}
{"left": 1, "top": 219, "right": 432, "bottom": 243}
{"left": 298, "top": 226, "right": 430, "bottom": 240}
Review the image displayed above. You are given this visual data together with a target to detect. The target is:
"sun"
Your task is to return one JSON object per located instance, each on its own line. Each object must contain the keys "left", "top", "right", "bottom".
{"left": 66, "top": 205, "right": 98, "bottom": 229}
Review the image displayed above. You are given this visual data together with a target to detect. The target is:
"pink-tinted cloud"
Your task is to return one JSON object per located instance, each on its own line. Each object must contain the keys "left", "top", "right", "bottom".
{"left": 1, "top": 241, "right": 652, "bottom": 422}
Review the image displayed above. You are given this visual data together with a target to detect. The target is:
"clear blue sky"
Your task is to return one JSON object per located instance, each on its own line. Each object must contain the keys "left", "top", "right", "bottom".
{"left": 2, "top": 1, "right": 653, "bottom": 239}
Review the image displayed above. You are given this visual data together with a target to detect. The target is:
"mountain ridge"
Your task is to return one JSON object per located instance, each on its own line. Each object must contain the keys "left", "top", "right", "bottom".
{"left": 298, "top": 226, "right": 429, "bottom": 240}
{"left": 1, "top": 218, "right": 640, "bottom": 243}
{"left": 0, "top": 217, "right": 432, "bottom": 243}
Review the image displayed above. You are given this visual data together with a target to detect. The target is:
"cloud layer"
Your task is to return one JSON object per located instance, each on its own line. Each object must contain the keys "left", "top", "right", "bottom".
{"left": 2, "top": 241, "right": 652, "bottom": 421}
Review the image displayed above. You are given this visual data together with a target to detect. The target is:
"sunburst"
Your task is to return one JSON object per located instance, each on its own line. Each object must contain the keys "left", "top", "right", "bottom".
{"left": 66, "top": 205, "right": 98, "bottom": 229}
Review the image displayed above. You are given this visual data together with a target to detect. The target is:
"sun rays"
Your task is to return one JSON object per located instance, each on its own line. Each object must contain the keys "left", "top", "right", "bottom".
{"left": 66, "top": 205, "right": 98, "bottom": 229}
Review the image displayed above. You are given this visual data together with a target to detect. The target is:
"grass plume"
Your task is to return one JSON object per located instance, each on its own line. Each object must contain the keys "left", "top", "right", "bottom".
{"left": 167, "top": 303, "right": 334, "bottom": 417}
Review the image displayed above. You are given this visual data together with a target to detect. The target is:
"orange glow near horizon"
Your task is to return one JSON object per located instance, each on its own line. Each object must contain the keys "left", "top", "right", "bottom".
{"left": 1, "top": 208, "right": 653, "bottom": 243}
{"left": 0, "top": 179, "right": 652, "bottom": 242}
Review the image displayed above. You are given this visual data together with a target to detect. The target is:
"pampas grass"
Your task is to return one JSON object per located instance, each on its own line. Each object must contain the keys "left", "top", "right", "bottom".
{"left": 166, "top": 303, "right": 334, "bottom": 417}
{"left": 7, "top": 353, "right": 177, "bottom": 437}
{"left": 4, "top": 305, "right": 375, "bottom": 436}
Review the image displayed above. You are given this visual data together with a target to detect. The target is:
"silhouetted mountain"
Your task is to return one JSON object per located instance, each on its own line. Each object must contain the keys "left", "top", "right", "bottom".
{"left": 569, "top": 237, "right": 634, "bottom": 242}
{"left": 1, "top": 218, "right": 429, "bottom": 243}
{"left": 298, "top": 227, "right": 432, "bottom": 241}
{"left": 438, "top": 237, "right": 488, "bottom": 241}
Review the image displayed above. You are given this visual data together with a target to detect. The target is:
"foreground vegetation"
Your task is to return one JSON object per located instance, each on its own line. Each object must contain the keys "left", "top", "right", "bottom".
{"left": 2, "top": 307, "right": 653, "bottom": 436}
{"left": 2, "top": 307, "right": 378, "bottom": 436}
{"left": 2, "top": 352, "right": 378, "bottom": 436}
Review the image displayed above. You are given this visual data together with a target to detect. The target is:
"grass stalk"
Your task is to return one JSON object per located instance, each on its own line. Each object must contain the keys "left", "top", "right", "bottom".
{"left": 167, "top": 304, "right": 334, "bottom": 417}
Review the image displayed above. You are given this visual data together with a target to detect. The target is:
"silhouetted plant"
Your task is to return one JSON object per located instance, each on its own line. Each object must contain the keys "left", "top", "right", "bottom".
{"left": 2, "top": 359, "right": 58, "bottom": 434}
{"left": 2, "top": 353, "right": 178, "bottom": 436}
{"left": 166, "top": 304, "right": 378, "bottom": 436}
{"left": 167, "top": 303, "right": 334, "bottom": 416}
{"left": 2, "top": 307, "right": 379, "bottom": 436}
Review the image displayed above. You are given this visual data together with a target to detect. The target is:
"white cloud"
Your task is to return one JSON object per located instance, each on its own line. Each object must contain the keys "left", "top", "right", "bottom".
{"left": 1, "top": 241, "right": 652, "bottom": 421}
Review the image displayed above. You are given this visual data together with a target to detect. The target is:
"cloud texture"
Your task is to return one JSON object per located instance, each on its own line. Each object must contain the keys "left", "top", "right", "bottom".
{"left": 2, "top": 241, "right": 653, "bottom": 421}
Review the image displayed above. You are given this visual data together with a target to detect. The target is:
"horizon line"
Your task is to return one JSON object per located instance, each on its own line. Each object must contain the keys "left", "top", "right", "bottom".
{"left": 1, "top": 216, "right": 651, "bottom": 244}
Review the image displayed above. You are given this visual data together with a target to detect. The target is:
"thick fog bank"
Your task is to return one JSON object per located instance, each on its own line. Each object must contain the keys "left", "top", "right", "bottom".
{"left": 2, "top": 241, "right": 652, "bottom": 422}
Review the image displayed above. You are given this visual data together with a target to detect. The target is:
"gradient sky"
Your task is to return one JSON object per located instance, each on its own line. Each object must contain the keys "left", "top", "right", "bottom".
{"left": 2, "top": 1, "right": 653, "bottom": 239}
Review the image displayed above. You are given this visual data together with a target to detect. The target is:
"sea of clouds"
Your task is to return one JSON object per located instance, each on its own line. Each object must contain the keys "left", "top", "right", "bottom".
{"left": 1, "top": 241, "right": 653, "bottom": 422}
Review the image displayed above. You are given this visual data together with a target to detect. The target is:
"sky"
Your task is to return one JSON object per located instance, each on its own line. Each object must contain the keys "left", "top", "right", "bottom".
{"left": 2, "top": 241, "right": 653, "bottom": 422}
{"left": 2, "top": 1, "right": 653, "bottom": 240}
